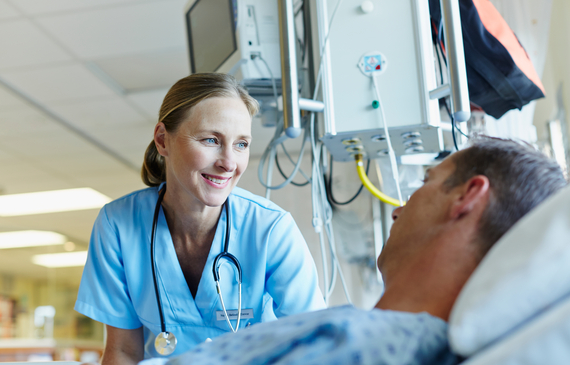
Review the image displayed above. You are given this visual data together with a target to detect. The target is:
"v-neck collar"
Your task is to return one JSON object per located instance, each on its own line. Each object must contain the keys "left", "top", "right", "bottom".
{"left": 152, "top": 191, "right": 230, "bottom": 325}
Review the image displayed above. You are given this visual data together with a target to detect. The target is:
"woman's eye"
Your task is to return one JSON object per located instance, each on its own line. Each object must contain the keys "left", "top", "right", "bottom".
{"left": 236, "top": 141, "right": 249, "bottom": 149}
{"left": 204, "top": 138, "right": 217, "bottom": 144}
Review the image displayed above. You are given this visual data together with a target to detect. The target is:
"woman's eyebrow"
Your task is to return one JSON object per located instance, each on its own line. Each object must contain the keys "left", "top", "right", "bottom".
{"left": 200, "top": 130, "right": 252, "bottom": 140}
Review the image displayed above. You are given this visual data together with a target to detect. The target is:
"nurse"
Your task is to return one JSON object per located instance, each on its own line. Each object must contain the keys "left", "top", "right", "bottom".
{"left": 75, "top": 73, "right": 326, "bottom": 364}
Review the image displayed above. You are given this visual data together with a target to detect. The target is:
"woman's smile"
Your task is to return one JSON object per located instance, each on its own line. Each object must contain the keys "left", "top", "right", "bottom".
{"left": 202, "top": 173, "right": 232, "bottom": 188}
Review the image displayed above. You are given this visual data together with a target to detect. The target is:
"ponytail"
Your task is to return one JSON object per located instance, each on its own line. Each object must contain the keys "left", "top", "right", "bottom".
{"left": 141, "top": 140, "right": 166, "bottom": 187}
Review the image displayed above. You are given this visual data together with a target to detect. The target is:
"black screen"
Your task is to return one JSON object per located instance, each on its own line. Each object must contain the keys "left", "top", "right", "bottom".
{"left": 186, "top": 0, "right": 237, "bottom": 73}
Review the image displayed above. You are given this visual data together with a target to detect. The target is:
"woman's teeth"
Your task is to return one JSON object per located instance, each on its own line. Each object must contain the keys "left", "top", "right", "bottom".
{"left": 205, "top": 175, "right": 227, "bottom": 184}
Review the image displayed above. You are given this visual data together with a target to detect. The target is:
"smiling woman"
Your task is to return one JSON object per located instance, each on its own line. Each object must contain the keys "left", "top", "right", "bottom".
{"left": 74, "top": 73, "right": 325, "bottom": 365}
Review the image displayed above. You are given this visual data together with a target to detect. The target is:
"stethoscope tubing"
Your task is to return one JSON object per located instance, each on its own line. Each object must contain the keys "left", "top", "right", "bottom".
{"left": 151, "top": 187, "right": 168, "bottom": 334}
{"left": 151, "top": 185, "right": 243, "bottom": 353}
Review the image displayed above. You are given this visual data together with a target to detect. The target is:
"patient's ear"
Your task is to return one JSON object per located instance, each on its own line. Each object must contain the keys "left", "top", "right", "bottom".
{"left": 450, "top": 175, "right": 490, "bottom": 220}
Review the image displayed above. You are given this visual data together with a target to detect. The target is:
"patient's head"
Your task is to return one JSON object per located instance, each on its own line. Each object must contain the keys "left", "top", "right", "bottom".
{"left": 376, "top": 137, "right": 566, "bottom": 319}
{"left": 442, "top": 137, "right": 567, "bottom": 258}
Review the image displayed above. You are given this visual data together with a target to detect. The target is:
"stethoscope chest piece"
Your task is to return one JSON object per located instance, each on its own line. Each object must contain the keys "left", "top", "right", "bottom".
{"left": 155, "top": 331, "right": 177, "bottom": 356}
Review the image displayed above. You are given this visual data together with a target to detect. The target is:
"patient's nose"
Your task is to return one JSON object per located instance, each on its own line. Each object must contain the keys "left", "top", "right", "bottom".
{"left": 392, "top": 206, "right": 403, "bottom": 221}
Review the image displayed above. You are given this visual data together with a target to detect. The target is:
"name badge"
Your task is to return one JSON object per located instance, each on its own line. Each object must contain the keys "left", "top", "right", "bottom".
{"left": 216, "top": 309, "right": 254, "bottom": 321}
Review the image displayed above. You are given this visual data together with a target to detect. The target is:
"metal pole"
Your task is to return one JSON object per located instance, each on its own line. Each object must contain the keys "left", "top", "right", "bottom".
{"left": 277, "top": 0, "right": 302, "bottom": 138}
{"left": 440, "top": 0, "right": 470, "bottom": 122}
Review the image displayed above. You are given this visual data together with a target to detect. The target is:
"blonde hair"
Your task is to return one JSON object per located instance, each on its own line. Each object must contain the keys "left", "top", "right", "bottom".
{"left": 141, "top": 73, "right": 259, "bottom": 187}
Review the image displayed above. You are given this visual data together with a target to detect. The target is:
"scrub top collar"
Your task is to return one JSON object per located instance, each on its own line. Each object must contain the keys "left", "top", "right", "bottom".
{"left": 151, "top": 183, "right": 233, "bottom": 326}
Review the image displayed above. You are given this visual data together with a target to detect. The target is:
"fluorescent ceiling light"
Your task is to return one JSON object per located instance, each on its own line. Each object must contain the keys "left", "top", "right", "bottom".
{"left": 0, "top": 188, "right": 111, "bottom": 216}
{"left": 32, "top": 251, "right": 88, "bottom": 268}
{"left": 0, "top": 230, "right": 67, "bottom": 249}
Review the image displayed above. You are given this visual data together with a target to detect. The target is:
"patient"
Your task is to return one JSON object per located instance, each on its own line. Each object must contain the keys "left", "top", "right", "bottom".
{"left": 145, "top": 138, "right": 567, "bottom": 365}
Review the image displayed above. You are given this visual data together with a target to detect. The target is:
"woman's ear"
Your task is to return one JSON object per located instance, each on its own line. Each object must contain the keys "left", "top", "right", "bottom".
{"left": 450, "top": 175, "right": 490, "bottom": 220}
{"left": 154, "top": 123, "right": 168, "bottom": 157}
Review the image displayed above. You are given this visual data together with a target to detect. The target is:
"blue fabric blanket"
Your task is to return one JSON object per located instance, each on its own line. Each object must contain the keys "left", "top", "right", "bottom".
{"left": 141, "top": 306, "right": 457, "bottom": 365}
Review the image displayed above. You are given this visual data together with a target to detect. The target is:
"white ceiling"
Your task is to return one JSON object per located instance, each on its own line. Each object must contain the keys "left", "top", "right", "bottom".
{"left": 0, "top": 0, "right": 277, "bottom": 286}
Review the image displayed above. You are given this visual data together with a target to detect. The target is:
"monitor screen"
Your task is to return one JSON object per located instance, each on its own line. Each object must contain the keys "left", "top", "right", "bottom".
{"left": 186, "top": 0, "right": 237, "bottom": 74}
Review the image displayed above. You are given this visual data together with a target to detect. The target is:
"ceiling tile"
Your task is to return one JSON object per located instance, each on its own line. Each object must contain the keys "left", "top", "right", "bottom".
{"left": 1, "top": 63, "right": 116, "bottom": 104}
{"left": 38, "top": 151, "right": 130, "bottom": 177}
{"left": 9, "top": 0, "right": 140, "bottom": 15}
{"left": 36, "top": 1, "right": 188, "bottom": 59}
{"left": 0, "top": 19, "right": 72, "bottom": 70}
{"left": 0, "top": 84, "right": 31, "bottom": 110}
{"left": 86, "top": 124, "right": 153, "bottom": 148}
{"left": 0, "top": 175, "right": 75, "bottom": 195}
{"left": 127, "top": 88, "right": 168, "bottom": 120}
{"left": 0, "top": 127, "right": 108, "bottom": 158}
{"left": 0, "top": 108, "right": 62, "bottom": 136}
{"left": 50, "top": 96, "right": 151, "bottom": 128}
{"left": 94, "top": 49, "right": 189, "bottom": 91}
{"left": 0, "top": 1, "right": 21, "bottom": 19}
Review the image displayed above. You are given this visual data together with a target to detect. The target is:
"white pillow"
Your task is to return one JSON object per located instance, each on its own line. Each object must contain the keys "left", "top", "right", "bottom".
{"left": 449, "top": 185, "right": 570, "bottom": 356}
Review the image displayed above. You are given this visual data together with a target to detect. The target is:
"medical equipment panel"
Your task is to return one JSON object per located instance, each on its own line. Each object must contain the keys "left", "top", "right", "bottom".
{"left": 318, "top": 0, "right": 443, "bottom": 161}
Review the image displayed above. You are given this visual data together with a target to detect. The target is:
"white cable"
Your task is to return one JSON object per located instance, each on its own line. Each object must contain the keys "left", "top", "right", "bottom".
{"left": 255, "top": 54, "right": 310, "bottom": 191}
{"left": 310, "top": 113, "right": 352, "bottom": 304}
{"left": 312, "top": 0, "right": 346, "bottom": 101}
{"left": 371, "top": 75, "right": 404, "bottom": 206}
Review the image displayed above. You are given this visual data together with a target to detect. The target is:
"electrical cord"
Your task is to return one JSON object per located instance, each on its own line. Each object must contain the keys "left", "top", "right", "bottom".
{"left": 326, "top": 154, "right": 370, "bottom": 205}
{"left": 254, "top": 0, "right": 353, "bottom": 305}
{"left": 275, "top": 146, "right": 310, "bottom": 187}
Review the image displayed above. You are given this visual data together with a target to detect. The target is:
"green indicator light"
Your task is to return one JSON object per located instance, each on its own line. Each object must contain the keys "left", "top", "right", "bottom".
{"left": 372, "top": 100, "right": 379, "bottom": 109}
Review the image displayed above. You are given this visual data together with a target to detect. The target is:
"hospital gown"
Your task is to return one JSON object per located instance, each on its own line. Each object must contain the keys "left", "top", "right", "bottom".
{"left": 141, "top": 306, "right": 458, "bottom": 365}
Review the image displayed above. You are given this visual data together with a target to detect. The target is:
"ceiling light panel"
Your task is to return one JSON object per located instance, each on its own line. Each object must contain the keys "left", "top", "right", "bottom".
{"left": 0, "top": 230, "right": 66, "bottom": 249}
{"left": 36, "top": 1, "right": 187, "bottom": 59}
{"left": 0, "top": 187, "right": 111, "bottom": 216}
{"left": 32, "top": 251, "right": 88, "bottom": 268}
{"left": 0, "top": 20, "right": 72, "bottom": 70}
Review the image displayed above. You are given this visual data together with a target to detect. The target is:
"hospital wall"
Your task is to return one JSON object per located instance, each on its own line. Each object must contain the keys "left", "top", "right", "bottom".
{"left": 239, "top": 153, "right": 386, "bottom": 309}
{"left": 533, "top": 0, "right": 570, "bottom": 145}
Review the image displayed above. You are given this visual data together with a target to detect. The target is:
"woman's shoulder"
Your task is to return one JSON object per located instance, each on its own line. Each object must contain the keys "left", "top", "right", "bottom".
{"left": 230, "top": 187, "right": 286, "bottom": 214}
{"left": 101, "top": 185, "right": 158, "bottom": 217}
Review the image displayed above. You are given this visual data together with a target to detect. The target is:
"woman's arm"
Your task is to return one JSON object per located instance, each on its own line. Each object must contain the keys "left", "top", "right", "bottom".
{"left": 265, "top": 213, "right": 327, "bottom": 315}
{"left": 101, "top": 325, "right": 144, "bottom": 365}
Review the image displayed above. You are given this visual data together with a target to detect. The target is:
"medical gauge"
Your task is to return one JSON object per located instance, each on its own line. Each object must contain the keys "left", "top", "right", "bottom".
{"left": 151, "top": 187, "right": 243, "bottom": 356}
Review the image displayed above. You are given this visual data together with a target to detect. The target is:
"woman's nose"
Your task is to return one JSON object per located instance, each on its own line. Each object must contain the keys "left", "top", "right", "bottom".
{"left": 216, "top": 148, "right": 237, "bottom": 172}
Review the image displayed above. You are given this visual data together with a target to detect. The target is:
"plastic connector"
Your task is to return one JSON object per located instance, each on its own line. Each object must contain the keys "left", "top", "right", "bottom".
{"left": 312, "top": 217, "right": 322, "bottom": 233}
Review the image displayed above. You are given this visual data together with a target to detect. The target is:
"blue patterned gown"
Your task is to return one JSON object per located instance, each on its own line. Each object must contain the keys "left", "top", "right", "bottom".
{"left": 141, "top": 306, "right": 458, "bottom": 365}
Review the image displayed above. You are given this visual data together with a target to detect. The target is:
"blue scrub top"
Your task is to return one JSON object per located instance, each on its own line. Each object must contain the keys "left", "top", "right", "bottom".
{"left": 75, "top": 185, "right": 326, "bottom": 358}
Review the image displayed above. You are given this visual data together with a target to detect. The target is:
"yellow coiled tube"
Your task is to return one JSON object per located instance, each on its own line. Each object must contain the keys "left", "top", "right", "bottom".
{"left": 355, "top": 154, "right": 403, "bottom": 207}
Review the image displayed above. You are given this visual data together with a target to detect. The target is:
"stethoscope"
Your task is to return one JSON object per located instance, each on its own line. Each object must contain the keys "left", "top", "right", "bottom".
{"left": 151, "top": 186, "right": 243, "bottom": 356}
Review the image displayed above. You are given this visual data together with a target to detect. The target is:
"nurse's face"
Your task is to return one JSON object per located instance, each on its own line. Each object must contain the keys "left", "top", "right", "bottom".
{"left": 156, "top": 96, "right": 252, "bottom": 209}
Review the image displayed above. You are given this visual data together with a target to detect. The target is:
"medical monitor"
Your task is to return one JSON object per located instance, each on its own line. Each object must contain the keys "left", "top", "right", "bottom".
{"left": 186, "top": 0, "right": 237, "bottom": 74}
{"left": 184, "top": 0, "right": 282, "bottom": 97}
